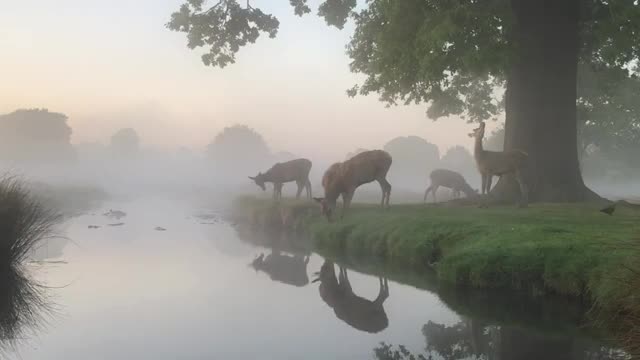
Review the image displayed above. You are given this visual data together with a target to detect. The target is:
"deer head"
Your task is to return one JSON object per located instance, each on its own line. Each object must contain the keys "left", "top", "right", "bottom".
{"left": 248, "top": 173, "right": 266, "bottom": 191}
{"left": 468, "top": 121, "right": 486, "bottom": 140}
{"left": 313, "top": 197, "right": 335, "bottom": 222}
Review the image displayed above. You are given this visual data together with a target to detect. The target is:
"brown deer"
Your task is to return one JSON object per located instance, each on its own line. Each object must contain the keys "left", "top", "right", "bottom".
{"left": 251, "top": 251, "right": 310, "bottom": 287}
{"left": 424, "top": 169, "right": 478, "bottom": 203}
{"left": 312, "top": 260, "right": 389, "bottom": 333}
{"left": 249, "top": 158, "right": 312, "bottom": 200}
{"left": 470, "top": 122, "right": 528, "bottom": 207}
{"left": 313, "top": 150, "right": 392, "bottom": 221}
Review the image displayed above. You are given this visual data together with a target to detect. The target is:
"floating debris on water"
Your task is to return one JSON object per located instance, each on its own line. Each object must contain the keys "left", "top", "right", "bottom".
{"left": 29, "top": 260, "right": 68, "bottom": 265}
{"left": 108, "top": 223, "right": 125, "bottom": 227}
{"left": 88, "top": 225, "right": 101, "bottom": 229}
{"left": 103, "top": 209, "right": 127, "bottom": 219}
{"left": 155, "top": 227, "right": 167, "bottom": 231}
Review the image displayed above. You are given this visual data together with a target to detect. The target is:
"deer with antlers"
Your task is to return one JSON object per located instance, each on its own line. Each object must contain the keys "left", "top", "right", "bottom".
{"left": 314, "top": 150, "right": 392, "bottom": 221}
{"left": 249, "top": 158, "right": 312, "bottom": 200}
{"left": 470, "top": 122, "right": 528, "bottom": 207}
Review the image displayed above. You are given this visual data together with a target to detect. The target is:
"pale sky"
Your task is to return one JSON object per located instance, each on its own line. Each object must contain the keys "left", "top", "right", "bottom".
{"left": 0, "top": 0, "right": 500, "bottom": 160}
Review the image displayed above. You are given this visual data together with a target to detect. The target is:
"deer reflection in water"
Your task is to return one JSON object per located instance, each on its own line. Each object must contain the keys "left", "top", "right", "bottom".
{"left": 251, "top": 251, "right": 310, "bottom": 287}
{"left": 313, "top": 260, "right": 389, "bottom": 333}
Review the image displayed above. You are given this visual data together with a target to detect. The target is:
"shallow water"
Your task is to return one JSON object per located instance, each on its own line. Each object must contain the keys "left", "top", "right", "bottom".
{"left": 7, "top": 197, "right": 626, "bottom": 359}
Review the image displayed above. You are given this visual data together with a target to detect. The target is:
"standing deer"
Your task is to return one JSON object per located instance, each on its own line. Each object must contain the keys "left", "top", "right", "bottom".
{"left": 424, "top": 169, "right": 478, "bottom": 203}
{"left": 249, "top": 158, "right": 312, "bottom": 200}
{"left": 312, "top": 260, "right": 389, "bottom": 333}
{"left": 470, "top": 122, "right": 528, "bottom": 207}
{"left": 313, "top": 150, "right": 392, "bottom": 221}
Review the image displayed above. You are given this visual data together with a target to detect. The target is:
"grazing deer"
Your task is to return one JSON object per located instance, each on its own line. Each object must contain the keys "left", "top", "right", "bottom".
{"left": 249, "top": 158, "right": 312, "bottom": 200}
{"left": 312, "top": 260, "right": 389, "bottom": 333}
{"left": 251, "top": 251, "right": 310, "bottom": 287}
{"left": 470, "top": 122, "right": 528, "bottom": 207}
{"left": 424, "top": 169, "right": 478, "bottom": 203}
{"left": 313, "top": 150, "right": 392, "bottom": 221}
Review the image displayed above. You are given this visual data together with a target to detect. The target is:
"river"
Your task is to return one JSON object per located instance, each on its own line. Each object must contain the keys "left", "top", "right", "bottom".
{"left": 6, "top": 197, "right": 626, "bottom": 360}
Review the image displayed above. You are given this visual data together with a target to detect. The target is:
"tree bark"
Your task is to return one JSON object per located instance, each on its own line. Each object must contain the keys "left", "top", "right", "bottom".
{"left": 492, "top": 0, "right": 598, "bottom": 203}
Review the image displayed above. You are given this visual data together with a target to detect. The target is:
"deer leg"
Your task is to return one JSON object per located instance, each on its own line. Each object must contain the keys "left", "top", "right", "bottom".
{"left": 515, "top": 170, "right": 529, "bottom": 208}
{"left": 377, "top": 178, "right": 392, "bottom": 208}
{"left": 274, "top": 183, "right": 282, "bottom": 201}
{"left": 341, "top": 268, "right": 352, "bottom": 292}
{"left": 479, "top": 175, "right": 488, "bottom": 208}
{"left": 424, "top": 185, "right": 432, "bottom": 203}
{"left": 486, "top": 176, "right": 494, "bottom": 194}
{"left": 306, "top": 179, "right": 312, "bottom": 199}
{"left": 341, "top": 191, "right": 354, "bottom": 219}
{"left": 295, "top": 181, "right": 303, "bottom": 199}
{"left": 375, "top": 277, "right": 390, "bottom": 305}
{"left": 432, "top": 185, "right": 439, "bottom": 203}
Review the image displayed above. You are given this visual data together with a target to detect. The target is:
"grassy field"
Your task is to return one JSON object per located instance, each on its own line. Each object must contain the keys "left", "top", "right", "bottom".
{"left": 233, "top": 196, "right": 640, "bottom": 308}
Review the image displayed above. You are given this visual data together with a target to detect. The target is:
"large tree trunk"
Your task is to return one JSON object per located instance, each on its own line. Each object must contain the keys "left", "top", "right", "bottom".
{"left": 492, "top": 0, "right": 598, "bottom": 203}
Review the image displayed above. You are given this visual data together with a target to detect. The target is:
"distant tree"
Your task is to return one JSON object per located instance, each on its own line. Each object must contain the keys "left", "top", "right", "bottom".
{"left": 168, "top": 0, "right": 640, "bottom": 202}
{"left": 0, "top": 109, "right": 75, "bottom": 163}
{"left": 207, "top": 124, "right": 271, "bottom": 176}
{"left": 577, "top": 64, "right": 640, "bottom": 169}
{"left": 273, "top": 151, "right": 297, "bottom": 163}
{"left": 383, "top": 136, "right": 439, "bottom": 190}
{"left": 440, "top": 146, "right": 476, "bottom": 180}
{"left": 109, "top": 128, "right": 140, "bottom": 157}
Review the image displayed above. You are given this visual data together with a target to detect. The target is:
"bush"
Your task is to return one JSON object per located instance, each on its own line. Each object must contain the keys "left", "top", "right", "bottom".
{"left": 0, "top": 177, "right": 61, "bottom": 269}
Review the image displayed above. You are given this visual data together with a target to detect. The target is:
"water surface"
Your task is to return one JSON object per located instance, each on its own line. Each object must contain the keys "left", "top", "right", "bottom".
{"left": 7, "top": 197, "right": 625, "bottom": 360}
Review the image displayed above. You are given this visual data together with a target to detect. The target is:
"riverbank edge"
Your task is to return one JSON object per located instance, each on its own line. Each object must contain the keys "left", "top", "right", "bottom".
{"left": 231, "top": 196, "right": 640, "bottom": 314}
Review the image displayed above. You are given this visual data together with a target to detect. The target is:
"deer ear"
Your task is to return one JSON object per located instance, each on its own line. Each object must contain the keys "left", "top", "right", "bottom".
{"left": 313, "top": 197, "right": 324, "bottom": 203}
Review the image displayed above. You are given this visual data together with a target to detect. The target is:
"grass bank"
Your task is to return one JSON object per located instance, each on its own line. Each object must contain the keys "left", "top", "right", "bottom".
{"left": 233, "top": 196, "right": 640, "bottom": 305}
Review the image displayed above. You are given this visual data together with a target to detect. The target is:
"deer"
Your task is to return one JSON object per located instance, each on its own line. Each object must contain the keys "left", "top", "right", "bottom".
{"left": 251, "top": 251, "right": 310, "bottom": 287}
{"left": 470, "top": 122, "right": 528, "bottom": 207}
{"left": 312, "top": 260, "right": 389, "bottom": 333}
{"left": 313, "top": 150, "right": 392, "bottom": 221}
{"left": 424, "top": 169, "right": 478, "bottom": 203}
{"left": 249, "top": 158, "right": 312, "bottom": 200}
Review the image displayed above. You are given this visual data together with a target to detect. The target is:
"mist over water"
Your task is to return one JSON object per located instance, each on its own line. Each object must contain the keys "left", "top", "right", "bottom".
{"left": 6, "top": 197, "right": 624, "bottom": 360}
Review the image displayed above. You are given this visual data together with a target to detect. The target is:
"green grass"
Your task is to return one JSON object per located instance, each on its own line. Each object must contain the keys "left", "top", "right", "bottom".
{"left": 232, "top": 196, "right": 640, "bottom": 306}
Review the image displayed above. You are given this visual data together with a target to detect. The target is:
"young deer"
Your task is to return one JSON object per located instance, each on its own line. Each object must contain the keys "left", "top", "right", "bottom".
{"left": 470, "top": 122, "right": 528, "bottom": 207}
{"left": 424, "top": 169, "right": 478, "bottom": 203}
{"left": 313, "top": 150, "right": 392, "bottom": 221}
{"left": 249, "top": 158, "right": 312, "bottom": 200}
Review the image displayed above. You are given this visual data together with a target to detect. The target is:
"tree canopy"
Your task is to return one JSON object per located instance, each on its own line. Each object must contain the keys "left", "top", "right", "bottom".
{"left": 439, "top": 145, "right": 476, "bottom": 180}
{"left": 168, "top": 1, "right": 640, "bottom": 122}
{"left": 207, "top": 124, "right": 271, "bottom": 176}
{"left": 383, "top": 136, "right": 440, "bottom": 189}
{"left": 110, "top": 128, "right": 140, "bottom": 156}
{"left": 0, "top": 109, "right": 75, "bottom": 163}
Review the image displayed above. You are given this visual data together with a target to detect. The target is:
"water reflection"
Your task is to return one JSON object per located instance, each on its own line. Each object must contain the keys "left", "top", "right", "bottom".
{"left": 313, "top": 260, "right": 389, "bottom": 333}
{"left": 422, "top": 319, "right": 627, "bottom": 360}
{"left": 0, "top": 267, "right": 51, "bottom": 353}
{"left": 250, "top": 251, "right": 310, "bottom": 287}
{"left": 373, "top": 320, "right": 627, "bottom": 360}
